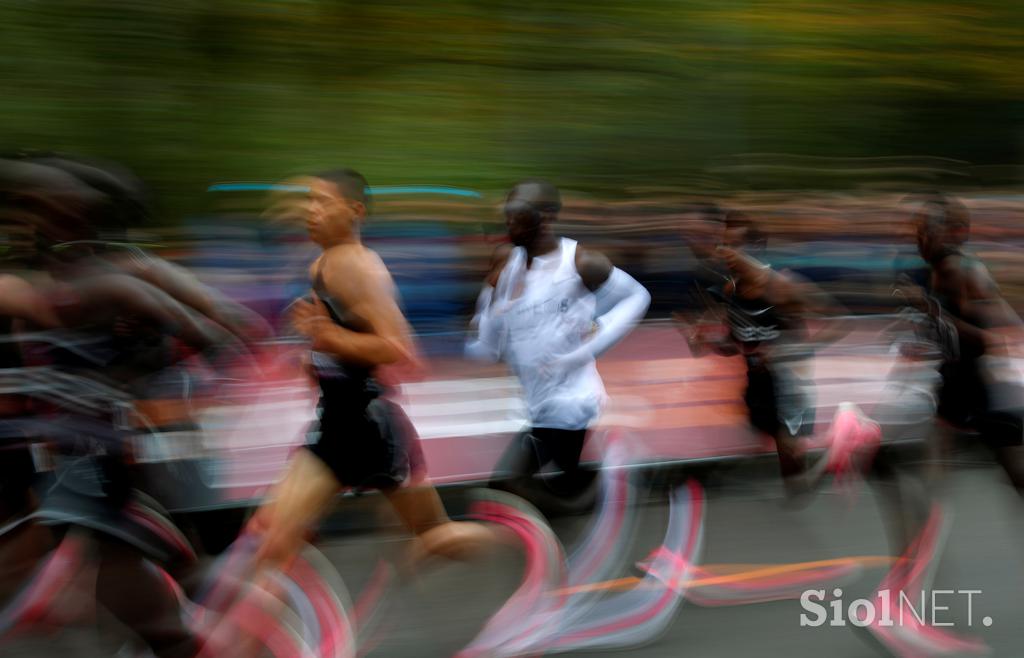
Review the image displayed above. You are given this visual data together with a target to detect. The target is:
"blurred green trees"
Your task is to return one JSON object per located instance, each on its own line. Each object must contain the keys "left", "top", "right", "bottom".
{"left": 2, "top": 0, "right": 1022, "bottom": 219}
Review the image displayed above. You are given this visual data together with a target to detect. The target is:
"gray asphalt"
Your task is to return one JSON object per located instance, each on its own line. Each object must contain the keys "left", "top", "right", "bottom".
{"left": 326, "top": 462, "right": 1024, "bottom": 658}
{"left": 5, "top": 457, "right": 1024, "bottom": 657}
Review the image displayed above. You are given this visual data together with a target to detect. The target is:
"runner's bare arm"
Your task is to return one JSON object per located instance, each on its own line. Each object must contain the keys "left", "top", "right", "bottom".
{"left": 963, "top": 262, "right": 1022, "bottom": 329}
{"left": 292, "top": 252, "right": 414, "bottom": 367}
{"left": 60, "top": 273, "right": 236, "bottom": 353}
{"left": 485, "top": 243, "right": 513, "bottom": 288}
{"left": 119, "top": 254, "right": 272, "bottom": 342}
{"left": 0, "top": 274, "right": 59, "bottom": 328}
{"left": 775, "top": 272, "right": 851, "bottom": 346}
{"left": 952, "top": 262, "right": 1023, "bottom": 354}
{"left": 924, "top": 259, "right": 1010, "bottom": 352}
{"left": 575, "top": 247, "right": 613, "bottom": 292}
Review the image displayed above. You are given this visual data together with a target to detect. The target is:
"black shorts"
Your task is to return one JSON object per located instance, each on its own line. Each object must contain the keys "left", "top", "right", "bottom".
{"left": 491, "top": 427, "right": 589, "bottom": 480}
{"left": 306, "top": 379, "right": 425, "bottom": 491}
{"left": 527, "top": 427, "right": 588, "bottom": 474}
{"left": 0, "top": 443, "right": 36, "bottom": 514}
{"left": 938, "top": 361, "right": 1023, "bottom": 448}
{"left": 744, "top": 359, "right": 814, "bottom": 439}
{"left": 38, "top": 456, "right": 195, "bottom": 566}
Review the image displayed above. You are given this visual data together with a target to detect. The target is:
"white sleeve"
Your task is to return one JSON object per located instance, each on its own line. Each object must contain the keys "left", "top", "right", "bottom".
{"left": 465, "top": 285, "right": 506, "bottom": 362}
{"left": 586, "top": 267, "right": 651, "bottom": 358}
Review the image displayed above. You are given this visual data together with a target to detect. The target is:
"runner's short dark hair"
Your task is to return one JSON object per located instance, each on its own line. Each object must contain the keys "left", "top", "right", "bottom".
{"left": 507, "top": 179, "right": 561, "bottom": 214}
{"left": 315, "top": 168, "right": 370, "bottom": 208}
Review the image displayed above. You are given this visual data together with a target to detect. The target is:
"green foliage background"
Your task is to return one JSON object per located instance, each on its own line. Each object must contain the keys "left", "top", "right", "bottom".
{"left": 2, "top": 1, "right": 1022, "bottom": 219}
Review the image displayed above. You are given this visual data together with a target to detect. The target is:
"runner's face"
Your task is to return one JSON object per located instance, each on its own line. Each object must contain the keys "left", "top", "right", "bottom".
{"left": 915, "top": 211, "right": 945, "bottom": 262}
{"left": 504, "top": 200, "right": 544, "bottom": 247}
{"left": 304, "top": 178, "right": 363, "bottom": 246}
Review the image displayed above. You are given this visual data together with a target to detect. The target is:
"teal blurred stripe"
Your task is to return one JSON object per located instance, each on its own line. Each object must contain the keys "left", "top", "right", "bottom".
{"left": 208, "top": 183, "right": 480, "bottom": 198}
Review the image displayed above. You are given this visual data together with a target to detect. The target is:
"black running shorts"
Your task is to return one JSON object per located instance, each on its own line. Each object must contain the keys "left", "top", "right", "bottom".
{"left": 305, "top": 378, "right": 425, "bottom": 491}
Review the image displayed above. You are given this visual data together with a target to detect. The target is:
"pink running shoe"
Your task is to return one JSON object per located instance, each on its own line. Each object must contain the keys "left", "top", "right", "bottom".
{"left": 825, "top": 403, "right": 881, "bottom": 477}
{"left": 802, "top": 403, "right": 882, "bottom": 501}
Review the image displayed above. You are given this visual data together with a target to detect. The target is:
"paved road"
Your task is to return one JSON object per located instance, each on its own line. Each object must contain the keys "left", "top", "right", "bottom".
{"left": 312, "top": 458, "right": 1024, "bottom": 658}
{"left": 5, "top": 456, "right": 1024, "bottom": 657}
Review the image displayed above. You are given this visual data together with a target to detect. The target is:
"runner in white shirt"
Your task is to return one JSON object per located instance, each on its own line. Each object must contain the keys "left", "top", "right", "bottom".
{"left": 468, "top": 180, "right": 650, "bottom": 515}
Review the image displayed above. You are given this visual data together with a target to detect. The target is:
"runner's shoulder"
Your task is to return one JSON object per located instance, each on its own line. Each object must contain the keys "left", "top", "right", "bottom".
{"left": 574, "top": 244, "right": 613, "bottom": 291}
{"left": 319, "top": 246, "right": 394, "bottom": 301}
{"left": 489, "top": 242, "right": 514, "bottom": 267}
{"left": 486, "top": 243, "right": 515, "bottom": 286}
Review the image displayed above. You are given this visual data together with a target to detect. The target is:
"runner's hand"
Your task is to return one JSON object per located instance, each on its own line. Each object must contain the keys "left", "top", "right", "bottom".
{"left": 893, "top": 275, "right": 930, "bottom": 314}
{"left": 290, "top": 295, "right": 332, "bottom": 339}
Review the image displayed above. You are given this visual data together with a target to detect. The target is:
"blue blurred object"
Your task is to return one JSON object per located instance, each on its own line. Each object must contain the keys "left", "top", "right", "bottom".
{"left": 369, "top": 185, "right": 482, "bottom": 198}
{"left": 208, "top": 182, "right": 311, "bottom": 193}
{"left": 207, "top": 182, "right": 482, "bottom": 198}
{"left": 363, "top": 220, "right": 476, "bottom": 339}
